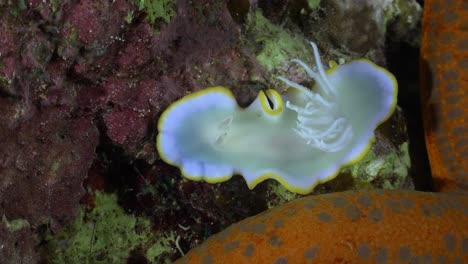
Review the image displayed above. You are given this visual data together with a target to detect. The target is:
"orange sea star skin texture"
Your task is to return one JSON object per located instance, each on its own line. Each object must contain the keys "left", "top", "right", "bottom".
{"left": 177, "top": 1, "right": 468, "bottom": 262}
{"left": 420, "top": 0, "right": 468, "bottom": 191}
{"left": 177, "top": 190, "right": 467, "bottom": 263}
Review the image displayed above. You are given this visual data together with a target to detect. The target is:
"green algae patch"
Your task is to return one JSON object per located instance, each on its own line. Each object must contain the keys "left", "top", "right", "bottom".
{"left": 47, "top": 192, "right": 177, "bottom": 263}
{"left": 342, "top": 142, "right": 411, "bottom": 189}
{"left": 266, "top": 183, "right": 302, "bottom": 209}
{"left": 137, "top": 0, "right": 176, "bottom": 25}
{"left": 246, "top": 10, "right": 313, "bottom": 73}
{"left": 2, "top": 216, "right": 30, "bottom": 232}
{"left": 307, "top": 0, "right": 321, "bottom": 9}
{"left": 383, "top": 0, "right": 422, "bottom": 45}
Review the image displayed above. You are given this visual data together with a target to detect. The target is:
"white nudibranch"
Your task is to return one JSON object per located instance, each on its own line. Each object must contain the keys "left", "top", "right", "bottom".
{"left": 156, "top": 41, "right": 398, "bottom": 194}
{"left": 277, "top": 42, "right": 353, "bottom": 152}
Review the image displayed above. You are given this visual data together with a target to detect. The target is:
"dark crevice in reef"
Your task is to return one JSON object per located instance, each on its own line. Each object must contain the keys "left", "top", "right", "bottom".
{"left": 384, "top": 34, "right": 433, "bottom": 192}
{"left": 93, "top": 114, "right": 151, "bottom": 211}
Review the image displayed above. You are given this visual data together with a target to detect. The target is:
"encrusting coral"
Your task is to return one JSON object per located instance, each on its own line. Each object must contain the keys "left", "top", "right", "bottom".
{"left": 157, "top": 41, "right": 397, "bottom": 194}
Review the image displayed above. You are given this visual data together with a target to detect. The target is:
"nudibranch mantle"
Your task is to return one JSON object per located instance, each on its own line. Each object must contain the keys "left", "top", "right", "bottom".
{"left": 157, "top": 43, "right": 397, "bottom": 194}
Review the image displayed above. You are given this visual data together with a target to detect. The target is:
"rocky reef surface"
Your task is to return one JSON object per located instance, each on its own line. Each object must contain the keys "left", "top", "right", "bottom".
{"left": 0, "top": 0, "right": 423, "bottom": 263}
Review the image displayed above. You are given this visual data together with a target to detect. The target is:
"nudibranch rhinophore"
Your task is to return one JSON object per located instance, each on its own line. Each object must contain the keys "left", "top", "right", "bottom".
{"left": 157, "top": 42, "right": 398, "bottom": 194}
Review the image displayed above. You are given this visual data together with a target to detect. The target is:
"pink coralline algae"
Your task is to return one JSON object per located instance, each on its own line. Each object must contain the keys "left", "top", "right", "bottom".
{"left": 0, "top": 106, "right": 99, "bottom": 231}
{"left": 1, "top": 0, "right": 260, "bottom": 244}
{"left": 0, "top": 218, "right": 38, "bottom": 264}
{"left": 104, "top": 107, "right": 148, "bottom": 146}
{"left": 100, "top": 77, "right": 158, "bottom": 149}
{"left": 62, "top": 0, "right": 129, "bottom": 47}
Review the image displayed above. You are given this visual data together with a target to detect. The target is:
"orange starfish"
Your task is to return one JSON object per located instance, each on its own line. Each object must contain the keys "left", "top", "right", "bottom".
{"left": 420, "top": 0, "right": 468, "bottom": 192}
